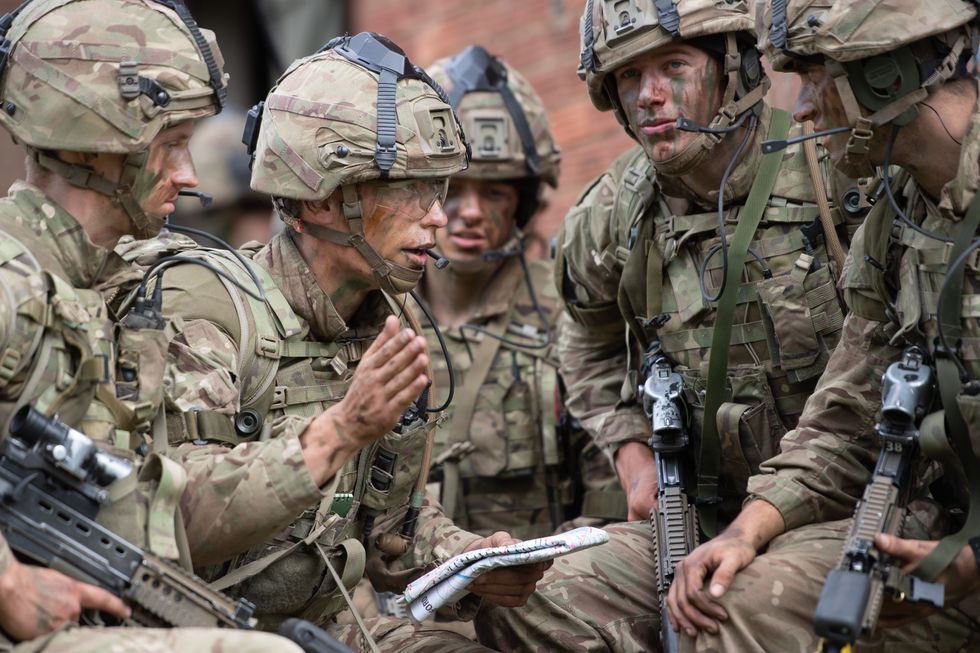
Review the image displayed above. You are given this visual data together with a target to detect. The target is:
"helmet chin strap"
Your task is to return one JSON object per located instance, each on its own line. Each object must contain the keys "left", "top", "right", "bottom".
{"left": 652, "top": 33, "right": 769, "bottom": 177}
{"left": 290, "top": 183, "right": 424, "bottom": 295}
{"left": 29, "top": 147, "right": 162, "bottom": 239}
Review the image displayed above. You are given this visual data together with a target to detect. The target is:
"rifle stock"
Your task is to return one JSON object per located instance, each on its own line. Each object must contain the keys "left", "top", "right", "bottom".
{"left": 640, "top": 342, "right": 699, "bottom": 653}
{"left": 812, "top": 347, "right": 944, "bottom": 652}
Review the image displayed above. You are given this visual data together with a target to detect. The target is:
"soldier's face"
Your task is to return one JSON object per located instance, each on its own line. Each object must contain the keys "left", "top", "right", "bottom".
{"left": 139, "top": 121, "right": 199, "bottom": 219}
{"left": 436, "top": 179, "right": 519, "bottom": 261}
{"left": 614, "top": 44, "right": 723, "bottom": 164}
{"left": 359, "top": 179, "right": 450, "bottom": 272}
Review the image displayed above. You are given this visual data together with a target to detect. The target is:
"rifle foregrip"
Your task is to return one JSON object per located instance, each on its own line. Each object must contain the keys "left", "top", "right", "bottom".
{"left": 278, "top": 618, "right": 355, "bottom": 653}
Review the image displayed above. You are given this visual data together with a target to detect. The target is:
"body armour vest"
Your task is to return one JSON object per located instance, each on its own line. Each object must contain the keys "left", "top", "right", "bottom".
{"left": 612, "top": 110, "right": 867, "bottom": 524}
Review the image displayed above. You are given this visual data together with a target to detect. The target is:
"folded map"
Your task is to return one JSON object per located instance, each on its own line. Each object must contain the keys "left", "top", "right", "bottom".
{"left": 401, "top": 526, "right": 610, "bottom": 622}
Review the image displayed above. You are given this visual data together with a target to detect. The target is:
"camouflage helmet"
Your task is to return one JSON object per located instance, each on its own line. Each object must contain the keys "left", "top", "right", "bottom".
{"left": 245, "top": 32, "right": 469, "bottom": 294}
{"left": 762, "top": 0, "right": 976, "bottom": 175}
{"left": 0, "top": 0, "right": 227, "bottom": 237}
{"left": 427, "top": 45, "right": 561, "bottom": 228}
{"left": 579, "top": 0, "right": 768, "bottom": 174}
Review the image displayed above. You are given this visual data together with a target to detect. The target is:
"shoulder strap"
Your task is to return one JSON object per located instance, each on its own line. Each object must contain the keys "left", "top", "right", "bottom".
{"left": 915, "top": 193, "right": 980, "bottom": 580}
{"left": 698, "top": 109, "right": 792, "bottom": 537}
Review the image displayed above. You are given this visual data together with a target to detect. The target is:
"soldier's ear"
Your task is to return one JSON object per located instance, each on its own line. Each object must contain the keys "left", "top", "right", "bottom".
{"left": 299, "top": 197, "right": 338, "bottom": 226}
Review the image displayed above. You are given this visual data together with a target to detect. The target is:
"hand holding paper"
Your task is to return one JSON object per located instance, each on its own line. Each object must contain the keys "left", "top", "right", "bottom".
{"left": 402, "top": 526, "right": 610, "bottom": 622}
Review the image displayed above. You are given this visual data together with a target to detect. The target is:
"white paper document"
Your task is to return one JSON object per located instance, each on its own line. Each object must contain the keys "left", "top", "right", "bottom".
{"left": 401, "top": 526, "right": 610, "bottom": 622}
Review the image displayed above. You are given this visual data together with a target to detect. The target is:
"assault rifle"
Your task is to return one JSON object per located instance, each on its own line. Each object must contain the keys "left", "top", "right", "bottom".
{"left": 0, "top": 405, "right": 352, "bottom": 652}
{"left": 639, "top": 341, "right": 699, "bottom": 653}
{"left": 812, "top": 346, "right": 944, "bottom": 652}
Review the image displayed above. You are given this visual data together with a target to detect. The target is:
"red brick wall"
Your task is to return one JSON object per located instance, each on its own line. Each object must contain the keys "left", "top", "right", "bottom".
{"left": 352, "top": 0, "right": 801, "bottom": 258}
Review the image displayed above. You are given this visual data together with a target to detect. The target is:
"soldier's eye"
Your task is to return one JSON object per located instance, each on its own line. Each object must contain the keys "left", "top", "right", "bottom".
{"left": 618, "top": 68, "right": 640, "bottom": 81}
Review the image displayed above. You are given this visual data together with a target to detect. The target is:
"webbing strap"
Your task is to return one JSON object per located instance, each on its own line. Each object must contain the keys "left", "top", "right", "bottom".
{"left": 801, "top": 120, "right": 848, "bottom": 279}
{"left": 140, "top": 452, "right": 187, "bottom": 561}
{"left": 915, "top": 193, "right": 980, "bottom": 580}
{"left": 697, "top": 109, "right": 791, "bottom": 537}
{"left": 442, "top": 310, "right": 511, "bottom": 521}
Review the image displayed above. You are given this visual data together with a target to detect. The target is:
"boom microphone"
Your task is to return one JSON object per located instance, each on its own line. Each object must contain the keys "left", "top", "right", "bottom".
{"left": 761, "top": 125, "right": 851, "bottom": 154}
{"left": 425, "top": 249, "right": 450, "bottom": 270}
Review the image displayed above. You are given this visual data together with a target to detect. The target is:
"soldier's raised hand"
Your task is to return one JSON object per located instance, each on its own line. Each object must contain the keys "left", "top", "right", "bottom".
{"left": 302, "top": 315, "right": 429, "bottom": 485}
{"left": 0, "top": 556, "right": 130, "bottom": 640}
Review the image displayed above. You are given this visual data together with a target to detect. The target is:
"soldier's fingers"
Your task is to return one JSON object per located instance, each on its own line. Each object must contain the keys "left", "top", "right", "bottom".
{"left": 75, "top": 581, "right": 130, "bottom": 620}
{"left": 363, "top": 316, "right": 400, "bottom": 356}
{"left": 875, "top": 533, "right": 932, "bottom": 568}
{"left": 385, "top": 340, "right": 428, "bottom": 383}
{"left": 667, "top": 573, "right": 697, "bottom": 637}
{"left": 384, "top": 351, "right": 429, "bottom": 394}
{"left": 687, "top": 585, "right": 728, "bottom": 624}
{"left": 391, "top": 373, "right": 429, "bottom": 407}
{"left": 367, "top": 329, "right": 417, "bottom": 372}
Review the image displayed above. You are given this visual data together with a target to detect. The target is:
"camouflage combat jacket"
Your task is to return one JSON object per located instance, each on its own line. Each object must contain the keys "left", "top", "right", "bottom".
{"left": 556, "top": 106, "right": 867, "bottom": 524}
{"left": 421, "top": 256, "right": 622, "bottom": 540}
{"left": 749, "top": 107, "right": 980, "bottom": 535}
{"left": 149, "top": 230, "right": 482, "bottom": 629}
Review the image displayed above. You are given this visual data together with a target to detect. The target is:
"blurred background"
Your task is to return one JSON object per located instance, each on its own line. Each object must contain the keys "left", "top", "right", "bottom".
{"left": 0, "top": 0, "right": 799, "bottom": 255}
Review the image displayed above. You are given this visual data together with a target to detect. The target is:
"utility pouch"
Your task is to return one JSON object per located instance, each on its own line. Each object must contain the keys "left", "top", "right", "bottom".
{"left": 501, "top": 378, "right": 538, "bottom": 473}
{"left": 756, "top": 257, "right": 824, "bottom": 382}
{"left": 359, "top": 421, "right": 430, "bottom": 512}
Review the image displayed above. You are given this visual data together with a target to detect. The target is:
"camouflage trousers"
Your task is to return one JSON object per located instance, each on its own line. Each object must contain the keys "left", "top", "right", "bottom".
{"left": 330, "top": 615, "right": 493, "bottom": 652}
{"left": 476, "top": 520, "right": 978, "bottom": 653}
{"left": 5, "top": 627, "right": 303, "bottom": 653}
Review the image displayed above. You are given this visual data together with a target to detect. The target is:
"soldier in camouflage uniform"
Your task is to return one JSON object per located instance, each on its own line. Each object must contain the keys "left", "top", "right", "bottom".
{"left": 134, "top": 33, "right": 547, "bottom": 652}
{"left": 0, "top": 1, "right": 303, "bottom": 651}
{"left": 416, "top": 45, "right": 623, "bottom": 542}
{"left": 666, "top": 1, "right": 980, "bottom": 651}
{"left": 476, "top": 0, "right": 867, "bottom": 650}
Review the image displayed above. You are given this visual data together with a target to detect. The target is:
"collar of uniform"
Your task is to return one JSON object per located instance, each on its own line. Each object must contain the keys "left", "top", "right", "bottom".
{"left": 257, "top": 230, "right": 394, "bottom": 343}
{"left": 655, "top": 103, "right": 771, "bottom": 209}
{"left": 7, "top": 180, "right": 127, "bottom": 289}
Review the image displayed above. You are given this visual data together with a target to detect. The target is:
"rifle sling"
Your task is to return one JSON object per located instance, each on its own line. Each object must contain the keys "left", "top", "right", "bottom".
{"left": 915, "top": 192, "right": 980, "bottom": 580}
{"left": 697, "top": 109, "right": 792, "bottom": 538}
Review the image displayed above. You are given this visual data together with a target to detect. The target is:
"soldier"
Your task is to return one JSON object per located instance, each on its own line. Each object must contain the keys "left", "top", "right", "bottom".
{"left": 135, "top": 33, "right": 547, "bottom": 652}
{"left": 476, "top": 0, "right": 865, "bottom": 650}
{"left": 666, "top": 1, "right": 980, "bottom": 650}
{"left": 417, "top": 45, "right": 624, "bottom": 542}
{"left": 0, "top": 0, "right": 303, "bottom": 651}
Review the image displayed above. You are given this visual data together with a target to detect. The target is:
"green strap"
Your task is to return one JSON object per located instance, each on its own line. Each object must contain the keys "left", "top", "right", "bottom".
{"left": 915, "top": 192, "right": 980, "bottom": 580}
{"left": 697, "top": 109, "right": 792, "bottom": 537}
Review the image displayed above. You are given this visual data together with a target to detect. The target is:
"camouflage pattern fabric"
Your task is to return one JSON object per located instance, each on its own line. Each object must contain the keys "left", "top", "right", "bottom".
{"left": 329, "top": 616, "right": 493, "bottom": 652}
{"left": 0, "top": 0, "right": 226, "bottom": 154}
{"left": 154, "top": 230, "right": 483, "bottom": 628}
{"left": 5, "top": 627, "right": 303, "bottom": 653}
{"left": 422, "top": 257, "right": 622, "bottom": 540}
{"left": 249, "top": 46, "right": 468, "bottom": 203}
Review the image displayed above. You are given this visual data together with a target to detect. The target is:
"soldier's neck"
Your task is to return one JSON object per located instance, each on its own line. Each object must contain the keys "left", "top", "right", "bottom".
{"left": 891, "top": 80, "right": 975, "bottom": 201}
{"left": 673, "top": 124, "right": 751, "bottom": 200}
{"left": 290, "top": 229, "right": 371, "bottom": 323}
{"left": 26, "top": 168, "right": 130, "bottom": 249}
{"left": 420, "top": 266, "right": 494, "bottom": 328}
